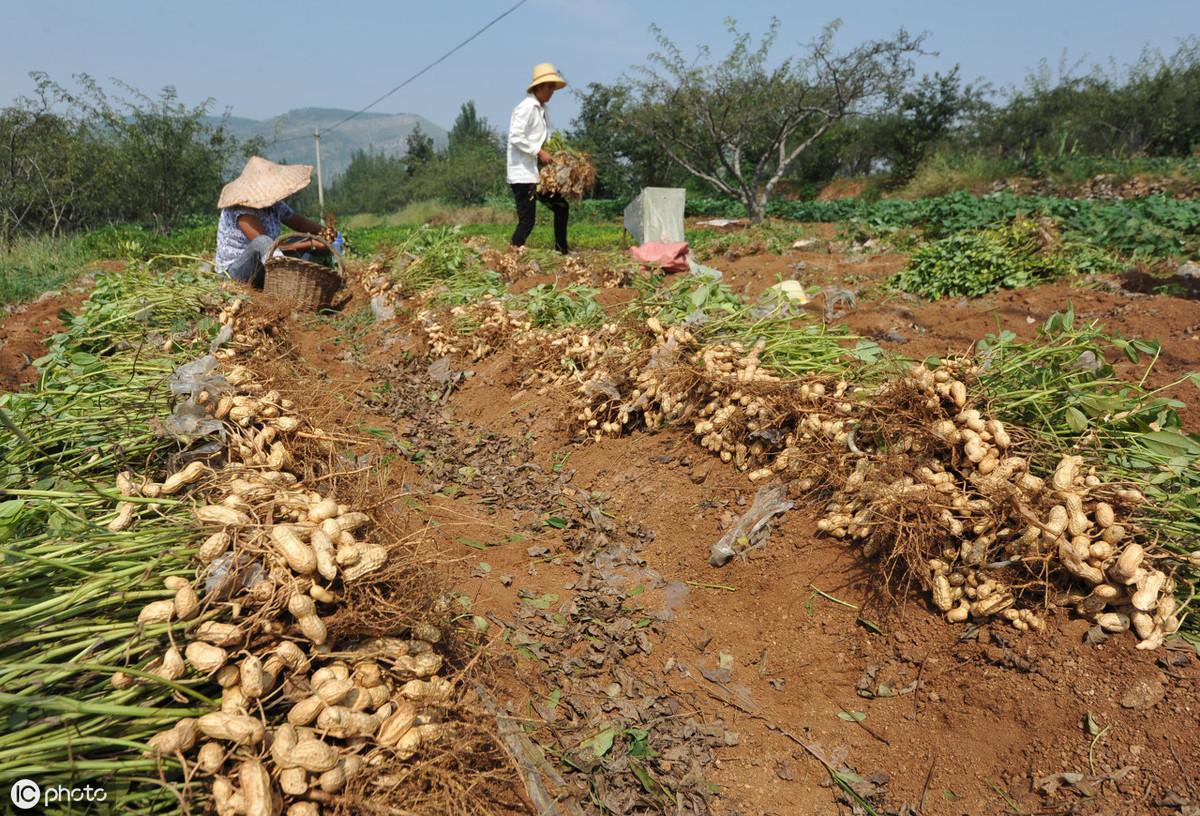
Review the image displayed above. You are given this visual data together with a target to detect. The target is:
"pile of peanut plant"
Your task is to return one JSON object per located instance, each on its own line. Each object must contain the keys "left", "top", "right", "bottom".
{"left": 376, "top": 234, "right": 1197, "bottom": 647}
{"left": 1, "top": 267, "right": 470, "bottom": 815}
{"left": 1, "top": 269, "right": 229, "bottom": 811}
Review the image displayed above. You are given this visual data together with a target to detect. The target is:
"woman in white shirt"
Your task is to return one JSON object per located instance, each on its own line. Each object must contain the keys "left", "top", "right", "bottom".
{"left": 507, "top": 63, "right": 569, "bottom": 254}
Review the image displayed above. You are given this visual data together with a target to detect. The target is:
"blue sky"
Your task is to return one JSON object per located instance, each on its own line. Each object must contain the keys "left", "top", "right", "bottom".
{"left": 4, "top": 0, "right": 1196, "bottom": 137}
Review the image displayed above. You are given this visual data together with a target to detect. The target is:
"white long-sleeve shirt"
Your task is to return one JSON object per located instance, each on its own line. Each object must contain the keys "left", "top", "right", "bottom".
{"left": 507, "top": 95, "right": 549, "bottom": 184}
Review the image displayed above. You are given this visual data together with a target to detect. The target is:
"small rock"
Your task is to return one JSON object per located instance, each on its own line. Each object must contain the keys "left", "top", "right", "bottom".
{"left": 690, "top": 463, "right": 711, "bottom": 484}
{"left": 1177, "top": 260, "right": 1200, "bottom": 279}
{"left": 369, "top": 295, "right": 395, "bottom": 321}
{"left": 1120, "top": 679, "right": 1165, "bottom": 710}
{"left": 866, "top": 770, "right": 891, "bottom": 788}
{"left": 499, "top": 574, "right": 513, "bottom": 587}
{"left": 427, "top": 357, "right": 453, "bottom": 384}
{"left": 527, "top": 545, "right": 550, "bottom": 557}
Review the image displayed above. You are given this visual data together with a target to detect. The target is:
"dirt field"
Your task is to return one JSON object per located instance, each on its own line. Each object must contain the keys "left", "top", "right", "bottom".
{"left": 3, "top": 238, "right": 1197, "bottom": 815}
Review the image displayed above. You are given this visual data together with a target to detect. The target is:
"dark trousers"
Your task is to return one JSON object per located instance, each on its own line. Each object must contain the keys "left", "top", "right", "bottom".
{"left": 510, "top": 183, "right": 569, "bottom": 254}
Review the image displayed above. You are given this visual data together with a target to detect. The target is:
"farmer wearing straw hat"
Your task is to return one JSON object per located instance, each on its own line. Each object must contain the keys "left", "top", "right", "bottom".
{"left": 215, "top": 156, "right": 326, "bottom": 287}
{"left": 507, "top": 62, "right": 570, "bottom": 254}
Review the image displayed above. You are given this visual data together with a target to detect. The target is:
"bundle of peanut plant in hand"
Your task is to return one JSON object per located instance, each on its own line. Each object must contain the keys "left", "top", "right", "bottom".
{"left": 537, "top": 133, "right": 597, "bottom": 201}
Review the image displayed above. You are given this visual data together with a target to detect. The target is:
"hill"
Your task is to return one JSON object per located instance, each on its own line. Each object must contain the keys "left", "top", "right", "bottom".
{"left": 216, "top": 107, "right": 448, "bottom": 179}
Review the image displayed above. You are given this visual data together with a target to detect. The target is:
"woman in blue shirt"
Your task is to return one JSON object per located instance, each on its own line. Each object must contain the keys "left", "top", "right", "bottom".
{"left": 215, "top": 156, "right": 325, "bottom": 287}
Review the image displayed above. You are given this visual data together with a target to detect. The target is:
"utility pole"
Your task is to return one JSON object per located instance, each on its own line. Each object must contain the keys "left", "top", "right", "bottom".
{"left": 314, "top": 128, "right": 325, "bottom": 218}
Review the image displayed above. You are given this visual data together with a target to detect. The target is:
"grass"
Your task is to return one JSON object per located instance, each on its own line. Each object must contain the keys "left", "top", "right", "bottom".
{"left": 688, "top": 221, "right": 812, "bottom": 260}
{"left": 0, "top": 234, "right": 96, "bottom": 307}
{"left": 350, "top": 221, "right": 627, "bottom": 256}
{"left": 900, "top": 152, "right": 1013, "bottom": 199}
{"left": 78, "top": 220, "right": 215, "bottom": 262}
{"left": 1, "top": 219, "right": 218, "bottom": 308}
{"left": 344, "top": 201, "right": 511, "bottom": 229}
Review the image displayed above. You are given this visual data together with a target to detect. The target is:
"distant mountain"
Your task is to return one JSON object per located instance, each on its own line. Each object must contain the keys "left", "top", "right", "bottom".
{"left": 214, "top": 108, "right": 448, "bottom": 179}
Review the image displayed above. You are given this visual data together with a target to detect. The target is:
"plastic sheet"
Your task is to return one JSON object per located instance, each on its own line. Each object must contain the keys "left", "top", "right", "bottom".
{"left": 623, "top": 187, "right": 686, "bottom": 244}
{"left": 709, "top": 483, "right": 794, "bottom": 567}
{"left": 686, "top": 257, "right": 723, "bottom": 281}
{"left": 822, "top": 287, "right": 858, "bottom": 320}
{"left": 629, "top": 241, "right": 690, "bottom": 272}
{"left": 168, "top": 355, "right": 231, "bottom": 401}
{"left": 752, "top": 280, "right": 811, "bottom": 319}
{"left": 159, "top": 355, "right": 231, "bottom": 443}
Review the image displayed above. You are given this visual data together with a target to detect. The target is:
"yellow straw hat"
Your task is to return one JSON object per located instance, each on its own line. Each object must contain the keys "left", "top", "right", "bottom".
{"left": 527, "top": 62, "right": 567, "bottom": 93}
{"left": 218, "top": 156, "right": 312, "bottom": 209}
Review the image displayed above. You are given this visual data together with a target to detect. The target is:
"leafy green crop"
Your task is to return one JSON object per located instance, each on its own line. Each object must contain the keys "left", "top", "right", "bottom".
{"left": 515, "top": 283, "right": 604, "bottom": 327}
{"left": 576, "top": 192, "right": 1199, "bottom": 259}
{"left": 889, "top": 219, "right": 1120, "bottom": 299}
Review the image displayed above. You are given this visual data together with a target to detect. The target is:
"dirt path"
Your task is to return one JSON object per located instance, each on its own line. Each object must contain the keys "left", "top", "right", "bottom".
{"left": 262, "top": 266, "right": 1199, "bottom": 815}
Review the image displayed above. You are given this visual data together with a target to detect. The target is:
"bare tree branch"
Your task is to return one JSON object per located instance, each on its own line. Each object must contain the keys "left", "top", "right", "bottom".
{"left": 620, "top": 19, "right": 923, "bottom": 220}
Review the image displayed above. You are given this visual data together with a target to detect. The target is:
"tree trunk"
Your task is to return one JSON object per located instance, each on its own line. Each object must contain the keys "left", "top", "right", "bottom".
{"left": 741, "top": 190, "right": 769, "bottom": 224}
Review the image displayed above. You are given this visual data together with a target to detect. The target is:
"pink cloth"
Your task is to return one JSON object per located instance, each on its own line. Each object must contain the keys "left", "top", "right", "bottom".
{"left": 630, "top": 241, "right": 690, "bottom": 272}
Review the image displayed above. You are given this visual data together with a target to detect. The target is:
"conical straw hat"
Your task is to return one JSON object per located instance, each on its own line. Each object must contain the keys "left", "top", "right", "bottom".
{"left": 218, "top": 156, "right": 312, "bottom": 209}
{"left": 527, "top": 62, "right": 567, "bottom": 93}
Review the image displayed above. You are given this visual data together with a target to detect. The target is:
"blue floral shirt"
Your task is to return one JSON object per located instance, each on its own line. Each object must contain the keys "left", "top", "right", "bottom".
{"left": 215, "top": 201, "right": 294, "bottom": 271}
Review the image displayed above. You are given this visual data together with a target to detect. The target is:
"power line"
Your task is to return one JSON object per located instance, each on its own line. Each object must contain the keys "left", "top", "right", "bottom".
{"left": 269, "top": 0, "right": 529, "bottom": 146}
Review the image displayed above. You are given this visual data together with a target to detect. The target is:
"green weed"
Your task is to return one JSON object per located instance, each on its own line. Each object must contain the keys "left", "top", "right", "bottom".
{"left": 0, "top": 235, "right": 95, "bottom": 307}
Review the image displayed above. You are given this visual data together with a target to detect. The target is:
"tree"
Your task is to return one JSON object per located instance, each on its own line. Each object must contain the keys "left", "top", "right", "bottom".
{"left": 412, "top": 147, "right": 504, "bottom": 205}
{"left": 0, "top": 85, "right": 81, "bottom": 239}
{"left": 322, "top": 150, "right": 409, "bottom": 213}
{"left": 568, "top": 82, "right": 686, "bottom": 198}
{"left": 0, "top": 72, "right": 255, "bottom": 239}
{"left": 436, "top": 100, "right": 503, "bottom": 205}
{"left": 864, "top": 68, "right": 984, "bottom": 185}
{"left": 447, "top": 101, "right": 498, "bottom": 153}
{"left": 622, "top": 18, "right": 925, "bottom": 221}
{"left": 403, "top": 124, "right": 435, "bottom": 176}
{"left": 970, "top": 38, "right": 1200, "bottom": 163}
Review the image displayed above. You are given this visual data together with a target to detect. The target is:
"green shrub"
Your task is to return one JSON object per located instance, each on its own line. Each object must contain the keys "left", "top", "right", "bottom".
{"left": 890, "top": 219, "right": 1120, "bottom": 299}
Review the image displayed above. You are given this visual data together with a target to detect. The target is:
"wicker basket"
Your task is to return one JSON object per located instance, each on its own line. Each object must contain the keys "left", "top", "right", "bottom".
{"left": 262, "top": 234, "right": 344, "bottom": 310}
